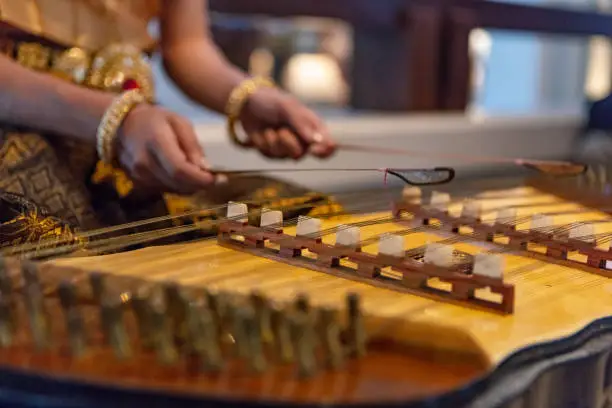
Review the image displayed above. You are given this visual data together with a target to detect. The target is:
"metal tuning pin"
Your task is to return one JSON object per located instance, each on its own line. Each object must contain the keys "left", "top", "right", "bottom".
{"left": 58, "top": 280, "right": 87, "bottom": 357}
{"left": 101, "top": 295, "right": 132, "bottom": 360}
{"left": 472, "top": 253, "right": 504, "bottom": 280}
{"left": 150, "top": 294, "right": 179, "bottom": 365}
{"left": 402, "top": 186, "right": 422, "bottom": 204}
{"left": 0, "top": 296, "right": 14, "bottom": 347}
{"left": 585, "top": 165, "right": 597, "bottom": 186}
{"left": 318, "top": 307, "right": 344, "bottom": 369}
{"left": 378, "top": 234, "right": 405, "bottom": 258}
{"left": 88, "top": 272, "right": 107, "bottom": 305}
{"left": 346, "top": 293, "right": 367, "bottom": 358}
{"left": 0, "top": 269, "right": 16, "bottom": 332}
{"left": 335, "top": 225, "right": 361, "bottom": 248}
{"left": 569, "top": 223, "right": 596, "bottom": 244}
{"left": 204, "top": 289, "right": 225, "bottom": 341}
{"left": 296, "top": 216, "right": 322, "bottom": 238}
{"left": 295, "top": 293, "right": 311, "bottom": 314}
{"left": 227, "top": 201, "right": 249, "bottom": 223}
{"left": 58, "top": 280, "right": 78, "bottom": 310}
{"left": 596, "top": 164, "right": 607, "bottom": 187}
{"left": 270, "top": 306, "right": 293, "bottom": 363}
{"left": 23, "top": 283, "right": 51, "bottom": 351}
{"left": 429, "top": 191, "right": 451, "bottom": 212}
{"left": 0, "top": 256, "right": 8, "bottom": 282}
{"left": 131, "top": 285, "right": 154, "bottom": 349}
{"left": 250, "top": 291, "right": 273, "bottom": 344}
{"left": 289, "top": 312, "right": 317, "bottom": 378}
{"left": 21, "top": 260, "right": 40, "bottom": 288}
{"left": 229, "top": 303, "right": 250, "bottom": 358}
{"left": 162, "top": 281, "right": 189, "bottom": 344}
{"left": 187, "top": 301, "right": 223, "bottom": 373}
{"left": 423, "top": 243, "right": 455, "bottom": 268}
{"left": 243, "top": 306, "right": 267, "bottom": 373}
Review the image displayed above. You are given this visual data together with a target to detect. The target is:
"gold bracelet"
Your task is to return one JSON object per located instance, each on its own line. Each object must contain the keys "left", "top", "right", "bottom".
{"left": 96, "top": 89, "right": 146, "bottom": 164}
{"left": 224, "top": 76, "right": 275, "bottom": 148}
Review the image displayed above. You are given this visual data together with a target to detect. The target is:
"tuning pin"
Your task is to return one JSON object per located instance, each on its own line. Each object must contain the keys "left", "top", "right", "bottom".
{"left": 0, "top": 273, "right": 16, "bottom": 331}
{"left": 295, "top": 293, "right": 311, "bottom": 314}
{"left": 585, "top": 166, "right": 597, "bottom": 186}
{"left": 319, "top": 307, "right": 344, "bottom": 369}
{"left": 260, "top": 209, "right": 283, "bottom": 230}
{"left": 162, "top": 281, "right": 189, "bottom": 344}
{"left": 57, "top": 280, "right": 87, "bottom": 356}
{"left": 23, "top": 284, "right": 51, "bottom": 351}
{"left": 496, "top": 208, "right": 518, "bottom": 226}
{"left": 296, "top": 216, "right": 322, "bottom": 238}
{"left": 0, "top": 297, "right": 14, "bottom": 347}
{"left": 101, "top": 295, "right": 132, "bottom": 360}
{"left": 461, "top": 200, "right": 482, "bottom": 219}
{"left": 530, "top": 214, "right": 554, "bottom": 232}
{"left": 335, "top": 225, "right": 361, "bottom": 248}
{"left": 289, "top": 312, "right": 317, "bottom": 378}
{"left": 58, "top": 280, "right": 78, "bottom": 311}
{"left": 346, "top": 293, "right": 366, "bottom": 358}
{"left": 430, "top": 191, "right": 451, "bottom": 212}
{"left": 21, "top": 260, "right": 40, "bottom": 288}
{"left": 472, "top": 253, "right": 504, "bottom": 280}
{"left": 131, "top": 286, "right": 154, "bottom": 349}
{"left": 0, "top": 256, "right": 7, "bottom": 280}
{"left": 402, "top": 186, "right": 422, "bottom": 204}
{"left": 150, "top": 296, "right": 179, "bottom": 365}
{"left": 204, "top": 289, "right": 224, "bottom": 340}
{"left": 423, "top": 243, "right": 454, "bottom": 268}
{"left": 227, "top": 201, "right": 248, "bottom": 223}
{"left": 243, "top": 307, "right": 267, "bottom": 373}
{"left": 187, "top": 301, "right": 224, "bottom": 372}
{"left": 270, "top": 306, "right": 293, "bottom": 363}
{"left": 229, "top": 304, "right": 250, "bottom": 358}
{"left": 378, "top": 234, "right": 405, "bottom": 258}
{"left": 569, "top": 223, "right": 596, "bottom": 244}
{"left": 597, "top": 164, "right": 607, "bottom": 186}
{"left": 88, "top": 272, "right": 106, "bottom": 305}
{"left": 250, "top": 291, "right": 272, "bottom": 344}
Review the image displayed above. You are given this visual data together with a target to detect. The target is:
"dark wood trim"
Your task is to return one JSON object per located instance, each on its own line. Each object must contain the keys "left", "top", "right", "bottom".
{"left": 439, "top": 8, "right": 474, "bottom": 111}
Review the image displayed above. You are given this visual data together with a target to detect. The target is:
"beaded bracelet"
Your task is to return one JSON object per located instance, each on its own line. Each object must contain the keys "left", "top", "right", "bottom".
{"left": 96, "top": 89, "right": 146, "bottom": 164}
{"left": 224, "top": 77, "right": 275, "bottom": 148}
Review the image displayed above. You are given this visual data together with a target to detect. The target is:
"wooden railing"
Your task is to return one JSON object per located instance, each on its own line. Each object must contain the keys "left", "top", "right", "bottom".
{"left": 208, "top": 0, "right": 612, "bottom": 112}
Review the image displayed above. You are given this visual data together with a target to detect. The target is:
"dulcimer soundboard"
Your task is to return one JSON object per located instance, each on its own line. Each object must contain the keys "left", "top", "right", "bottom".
{"left": 1, "top": 171, "right": 612, "bottom": 408}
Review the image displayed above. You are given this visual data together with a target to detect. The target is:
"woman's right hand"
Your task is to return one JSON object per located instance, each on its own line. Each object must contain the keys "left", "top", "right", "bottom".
{"left": 115, "top": 104, "right": 217, "bottom": 195}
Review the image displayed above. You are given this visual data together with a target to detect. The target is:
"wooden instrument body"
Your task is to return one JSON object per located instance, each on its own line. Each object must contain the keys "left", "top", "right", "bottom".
{"left": 2, "top": 181, "right": 612, "bottom": 407}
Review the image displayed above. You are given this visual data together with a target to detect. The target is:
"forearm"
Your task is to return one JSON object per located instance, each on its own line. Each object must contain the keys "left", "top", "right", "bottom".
{"left": 0, "top": 55, "right": 113, "bottom": 144}
{"left": 161, "top": 40, "right": 247, "bottom": 114}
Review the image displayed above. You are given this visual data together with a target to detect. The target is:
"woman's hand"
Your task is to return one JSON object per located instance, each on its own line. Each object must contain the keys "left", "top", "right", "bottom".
{"left": 239, "top": 87, "right": 336, "bottom": 160}
{"left": 115, "top": 104, "right": 216, "bottom": 194}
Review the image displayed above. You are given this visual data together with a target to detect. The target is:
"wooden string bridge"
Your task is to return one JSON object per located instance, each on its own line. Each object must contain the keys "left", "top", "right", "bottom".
{"left": 217, "top": 203, "right": 515, "bottom": 314}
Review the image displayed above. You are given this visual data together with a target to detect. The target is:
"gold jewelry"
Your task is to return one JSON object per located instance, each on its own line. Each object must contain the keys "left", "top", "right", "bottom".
{"left": 96, "top": 89, "right": 145, "bottom": 164}
{"left": 225, "top": 76, "right": 275, "bottom": 148}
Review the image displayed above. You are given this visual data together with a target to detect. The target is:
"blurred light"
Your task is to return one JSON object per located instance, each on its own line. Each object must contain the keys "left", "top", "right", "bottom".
{"left": 585, "top": 35, "right": 611, "bottom": 100}
{"left": 282, "top": 53, "right": 347, "bottom": 104}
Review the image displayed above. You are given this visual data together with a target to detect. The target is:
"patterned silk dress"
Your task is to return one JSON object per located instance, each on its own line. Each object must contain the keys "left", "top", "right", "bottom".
{"left": 0, "top": 0, "right": 339, "bottom": 251}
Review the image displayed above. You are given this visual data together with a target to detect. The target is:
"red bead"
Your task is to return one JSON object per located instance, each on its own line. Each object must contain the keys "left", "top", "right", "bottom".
{"left": 122, "top": 78, "right": 140, "bottom": 91}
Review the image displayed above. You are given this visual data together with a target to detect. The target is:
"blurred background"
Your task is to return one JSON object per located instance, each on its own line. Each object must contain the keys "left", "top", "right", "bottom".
{"left": 151, "top": 0, "right": 612, "bottom": 191}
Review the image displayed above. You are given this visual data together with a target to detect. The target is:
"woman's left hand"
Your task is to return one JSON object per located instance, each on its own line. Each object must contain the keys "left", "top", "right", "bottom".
{"left": 239, "top": 87, "right": 336, "bottom": 160}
